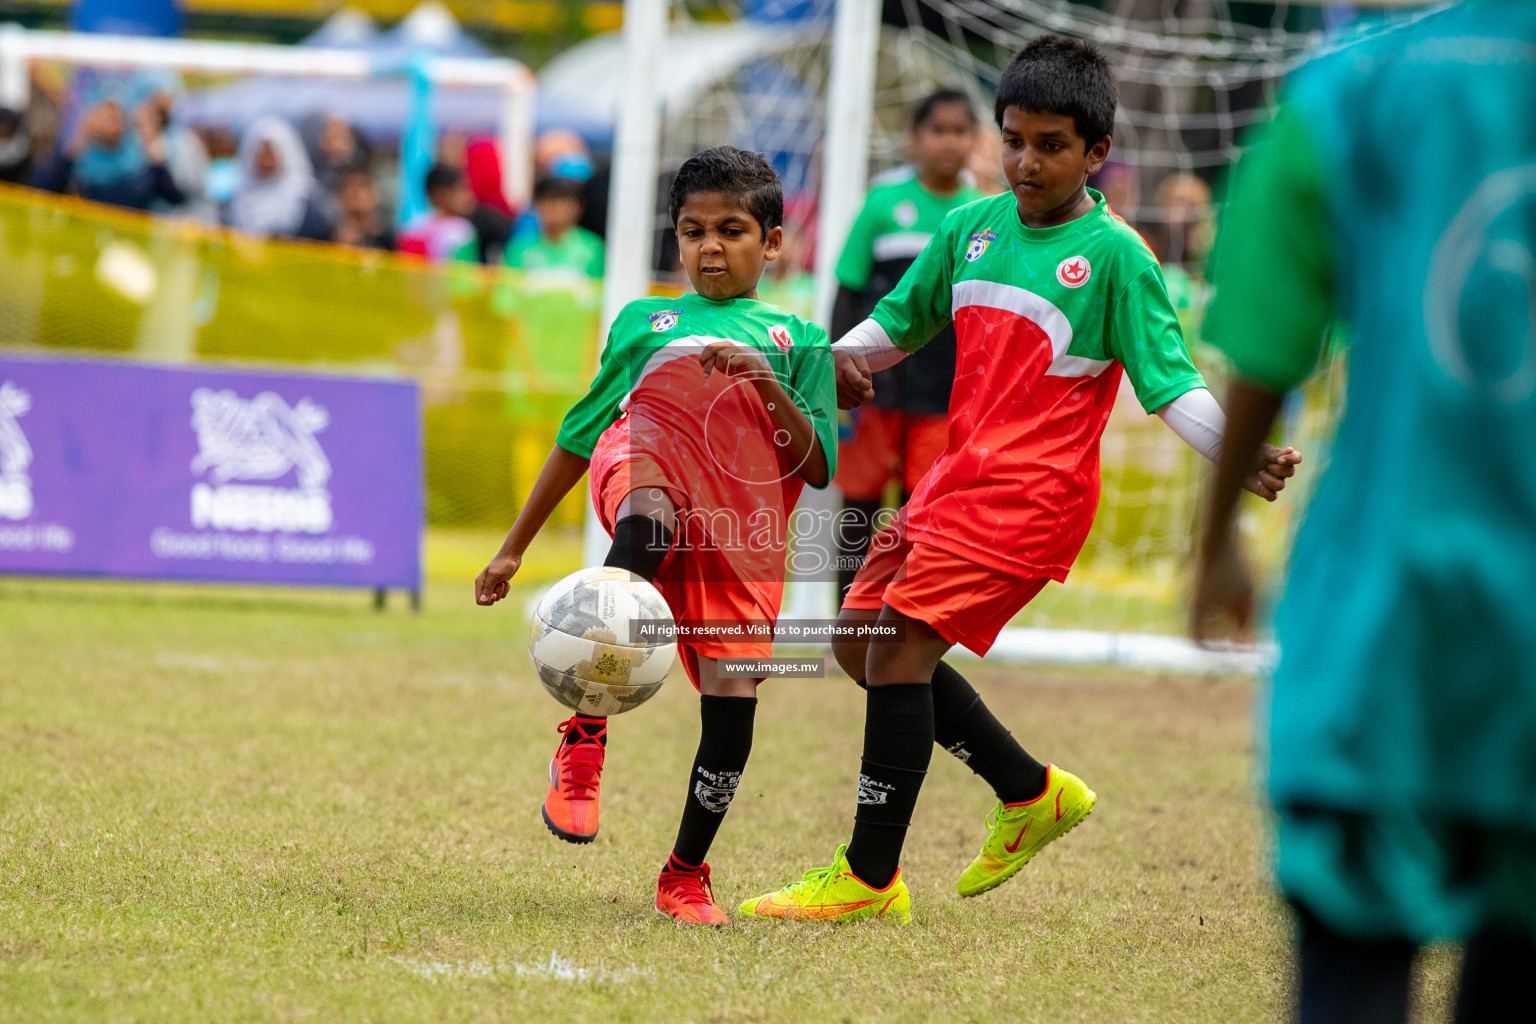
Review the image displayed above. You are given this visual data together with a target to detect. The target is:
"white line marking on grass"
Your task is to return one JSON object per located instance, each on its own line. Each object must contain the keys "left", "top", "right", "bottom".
{"left": 391, "top": 952, "right": 653, "bottom": 985}
{"left": 154, "top": 651, "right": 268, "bottom": 673}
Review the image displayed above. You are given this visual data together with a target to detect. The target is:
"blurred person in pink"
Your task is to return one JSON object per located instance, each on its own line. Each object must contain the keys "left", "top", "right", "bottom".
{"left": 464, "top": 137, "right": 514, "bottom": 263}
{"left": 397, "top": 163, "right": 479, "bottom": 263}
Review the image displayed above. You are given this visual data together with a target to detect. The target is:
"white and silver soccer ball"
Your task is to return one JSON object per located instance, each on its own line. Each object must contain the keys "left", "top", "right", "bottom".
{"left": 528, "top": 567, "right": 677, "bottom": 716}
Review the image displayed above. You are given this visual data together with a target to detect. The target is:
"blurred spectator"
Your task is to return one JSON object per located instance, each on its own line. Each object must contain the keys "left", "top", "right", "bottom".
{"left": 965, "top": 124, "right": 1008, "bottom": 195}
{"left": 756, "top": 229, "right": 815, "bottom": 319}
{"left": 513, "top": 129, "right": 596, "bottom": 247}
{"left": 301, "top": 112, "right": 369, "bottom": 195}
{"left": 534, "top": 128, "right": 593, "bottom": 183}
{"left": 0, "top": 108, "right": 30, "bottom": 184}
{"left": 465, "top": 137, "right": 511, "bottom": 215}
{"left": 1090, "top": 160, "right": 1140, "bottom": 220}
{"left": 331, "top": 167, "right": 394, "bottom": 251}
{"left": 21, "top": 72, "right": 61, "bottom": 171}
{"left": 226, "top": 117, "right": 334, "bottom": 241}
{"left": 577, "top": 158, "right": 611, "bottom": 241}
{"left": 465, "top": 137, "right": 514, "bottom": 263}
{"left": 32, "top": 92, "right": 184, "bottom": 212}
{"left": 397, "top": 163, "right": 479, "bottom": 262}
{"left": 1146, "top": 173, "right": 1214, "bottom": 316}
{"left": 129, "top": 72, "right": 214, "bottom": 223}
{"left": 199, "top": 126, "right": 241, "bottom": 209}
{"left": 503, "top": 176, "right": 604, "bottom": 278}
{"left": 1149, "top": 173, "right": 1213, "bottom": 267}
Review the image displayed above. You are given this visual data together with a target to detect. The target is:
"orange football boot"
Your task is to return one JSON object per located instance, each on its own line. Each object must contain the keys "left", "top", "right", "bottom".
{"left": 655, "top": 860, "right": 728, "bottom": 926}
{"left": 541, "top": 716, "right": 606, "bottom": 844}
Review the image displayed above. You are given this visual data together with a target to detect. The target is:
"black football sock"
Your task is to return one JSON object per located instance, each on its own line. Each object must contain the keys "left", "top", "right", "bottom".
{"left": 845, "top": 683, "right": 933, "bottom": 890}
{"left": 604, "top": 514, "right": 674, "bottom": 582}
{"left": 1295, "top": 902, "right": 1415, "bottom": 1024}
{"left": 836, "top": 497, "right": 881, "bottom": 599}
{"left": 667, "top": 695, "right": 757, "bottom": 869}
{"left": 931, "top": 661, "right": 1048, "bottom": 803}
{"left": 1455, "top": 927, "right": 1536, "bottom": 1023}
{"left": 561, "top": 715, "right": 607, "bottom": 748}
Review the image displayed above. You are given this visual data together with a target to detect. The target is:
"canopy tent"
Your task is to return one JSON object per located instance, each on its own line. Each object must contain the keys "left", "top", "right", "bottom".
{"left": 537, "top": 21, "right": 824, "bottom": 128}
{"left": 0, "top": 17, "right": 534, "bottom": 201}
{"left": 176, "top": 4, "right": 609, "bottom": 149}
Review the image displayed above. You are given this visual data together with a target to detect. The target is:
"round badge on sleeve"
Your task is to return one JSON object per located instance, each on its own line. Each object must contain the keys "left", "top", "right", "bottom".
{"left": 1056, "top": 255, "right": 1091, "bottom": 288}
{"left": 769, "top": 325, "right": 793, "bottom": 351}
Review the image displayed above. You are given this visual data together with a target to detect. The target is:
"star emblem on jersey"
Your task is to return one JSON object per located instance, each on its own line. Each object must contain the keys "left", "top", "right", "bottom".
{"left": 769, "top": 325, "right": 793, "bottom": 351}
{"left": 1056, "top": 255, "right": 1091, "bottom": 288}
{"left": 648, "top": 309, "right": 681, "bottom": 332}
{"left": 965, "top": 229, "right": 996, "bottom": 263}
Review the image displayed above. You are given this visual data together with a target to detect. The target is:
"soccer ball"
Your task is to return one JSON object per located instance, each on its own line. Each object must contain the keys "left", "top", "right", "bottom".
{"left": 528, "top": 567, "right": 677, "bottom": 716}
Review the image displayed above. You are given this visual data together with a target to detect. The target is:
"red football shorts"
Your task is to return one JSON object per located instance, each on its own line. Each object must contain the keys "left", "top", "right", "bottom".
{"left": 591, "top": 446, "right": 778, "bottom": 690}
{"left": 834, "top": 407, "right": 949, "bottom": 501}
{"left": 842, "top": 512, "right": 1048, "bottom": 657}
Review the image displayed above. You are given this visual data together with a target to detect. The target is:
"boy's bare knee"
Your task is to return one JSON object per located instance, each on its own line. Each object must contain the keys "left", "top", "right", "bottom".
{"left": 831, "top": 637, "right": 868, "bottom": 681}
{"left": 615, "top": 487, "right": 678, "bottom": 531}
{"left": 832, "top": 607, "right": 880, "bottom": 681}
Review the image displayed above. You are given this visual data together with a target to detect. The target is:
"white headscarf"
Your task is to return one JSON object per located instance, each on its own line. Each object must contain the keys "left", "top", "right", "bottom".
{"left": 228, "top": 117, "right": 317, "bottom": 236}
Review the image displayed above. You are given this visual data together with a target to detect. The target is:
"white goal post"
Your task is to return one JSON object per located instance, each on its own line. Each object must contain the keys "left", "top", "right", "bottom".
{"left": 0, "top": 23, "right": 537, "bottom": 205}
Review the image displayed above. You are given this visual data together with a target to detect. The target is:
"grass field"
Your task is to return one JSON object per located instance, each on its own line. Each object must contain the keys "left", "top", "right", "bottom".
{"left": 0, "top": 556, "right": 1458, "bottom": 1023}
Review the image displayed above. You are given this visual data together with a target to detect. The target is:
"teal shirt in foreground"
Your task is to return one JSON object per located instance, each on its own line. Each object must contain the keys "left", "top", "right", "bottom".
{"left": 1205, "top": 0, "right": 1536, "bottom": 939}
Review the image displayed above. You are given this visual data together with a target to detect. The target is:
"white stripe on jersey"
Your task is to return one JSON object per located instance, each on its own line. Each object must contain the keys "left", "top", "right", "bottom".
{"left": 872, "top": 231, "right": 932, "bottom": 262}
{"left": 617, "top": 335, "right": 779, "bottom": 412}
{"left": 950, "top": 278, "right": 1113, "bottom": 379}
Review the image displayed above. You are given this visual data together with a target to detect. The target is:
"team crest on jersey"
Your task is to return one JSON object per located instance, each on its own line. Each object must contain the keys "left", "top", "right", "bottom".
{"left": 894, "top": 200, "right": 919, "bottom": 228}
{"left": 1056, "top": 255, "right": 1091, "bottom": 288}
{"left": 769, "top": 324, "right": 793, "bottom": 351}
{"left": 965, "top": 229, "right": 996, "bottom": 263}
{"left": 648, "top": 309, "right": 681, "bottom": 332}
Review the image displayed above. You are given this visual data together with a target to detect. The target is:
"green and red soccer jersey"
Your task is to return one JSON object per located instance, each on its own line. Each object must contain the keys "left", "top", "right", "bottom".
{"left": 556, "top": 292, "right": 838, "bottom": 601}
{"left": 870, "top": 188, "right": 1206, "bottom": 580}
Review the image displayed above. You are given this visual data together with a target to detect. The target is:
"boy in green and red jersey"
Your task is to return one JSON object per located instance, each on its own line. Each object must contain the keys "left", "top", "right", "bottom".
{"left": 831, "top": 89, "right": 984, "bottom": 598}
{"left": 743, "top": 36, "right": 1301, "bottom": 923}
{"left": 475, "top": 147, "right": 838, "bottom": 925}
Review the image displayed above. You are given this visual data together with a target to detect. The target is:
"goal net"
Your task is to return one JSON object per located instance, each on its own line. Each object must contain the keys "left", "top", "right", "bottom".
{"left": 640, "top": 0, "right": 1421, "bottom": 662}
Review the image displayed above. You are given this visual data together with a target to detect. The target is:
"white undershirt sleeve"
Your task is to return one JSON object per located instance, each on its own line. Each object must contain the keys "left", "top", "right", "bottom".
{"left": 832, "top": 318, "right": 907, "bottom": 371}
{"left": 1155, "top": 387, "right": 1226, "bottom": 462}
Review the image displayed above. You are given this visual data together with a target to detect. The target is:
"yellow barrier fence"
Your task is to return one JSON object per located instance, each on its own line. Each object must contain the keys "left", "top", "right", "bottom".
{"left": 0, "top": 181, "right": 597, "bottom": 531}
{"left": 0, "top": 183, "right": 1342, "bottom": 631}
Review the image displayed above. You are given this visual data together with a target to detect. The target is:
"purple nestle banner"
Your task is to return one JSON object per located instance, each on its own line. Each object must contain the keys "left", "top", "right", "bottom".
{"left": 0, "top": 355, "right": 421, "bottom": 589}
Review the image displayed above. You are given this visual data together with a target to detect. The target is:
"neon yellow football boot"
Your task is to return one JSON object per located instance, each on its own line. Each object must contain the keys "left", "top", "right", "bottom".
{"left": 956, "top": 764, "right": 1097, "bottom": 898}
{"left": 739, "top": 845, "right": 911, "bottom": 924}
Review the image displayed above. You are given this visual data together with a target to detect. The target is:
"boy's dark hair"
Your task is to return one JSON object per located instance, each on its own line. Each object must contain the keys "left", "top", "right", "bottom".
{"left": 533, "top": 175, "right": 585, "bottom": 204}
{"left": 667, "top": 146, "right": 782, "bottom": 235}
{"left": 424, "top": 162, "right": 463, "bottom": 194}
{"left": 994, "top": 35, "right": 1117, "bottom": 145}
{"left": 911, "top": 88, "right": 976, "bottom": 129}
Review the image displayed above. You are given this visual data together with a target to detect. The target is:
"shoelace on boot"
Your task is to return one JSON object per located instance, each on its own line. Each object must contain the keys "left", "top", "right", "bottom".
{"left": 557, "top": 717, "right": 608, "bottom": 745}
{"left": 659, "top": 863, "right": 716, "bottom": 907}
{"left": 555, "top": 742, "right": 604, "bottom": 800}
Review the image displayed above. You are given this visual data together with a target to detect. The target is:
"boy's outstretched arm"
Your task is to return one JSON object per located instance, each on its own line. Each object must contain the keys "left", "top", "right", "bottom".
{"left": 698, "top": 342, "right": 830, "bottom": 488}
{"left": 1190, "top": 381, "right": 1287, "bottom": 642}
{"left": 1154, "top": 387, "right": 1301, "bottom": 501}
{"left": 831, "top": 320, "right": 907, "bottom": 409}
{"left": 475, "top": 444, "right": 591, "bottom": 606}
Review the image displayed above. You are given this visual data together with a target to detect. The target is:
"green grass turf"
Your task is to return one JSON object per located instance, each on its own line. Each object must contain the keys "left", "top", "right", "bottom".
{"left": 0, "top": 561, "right": 1458, "bottom": 1023}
